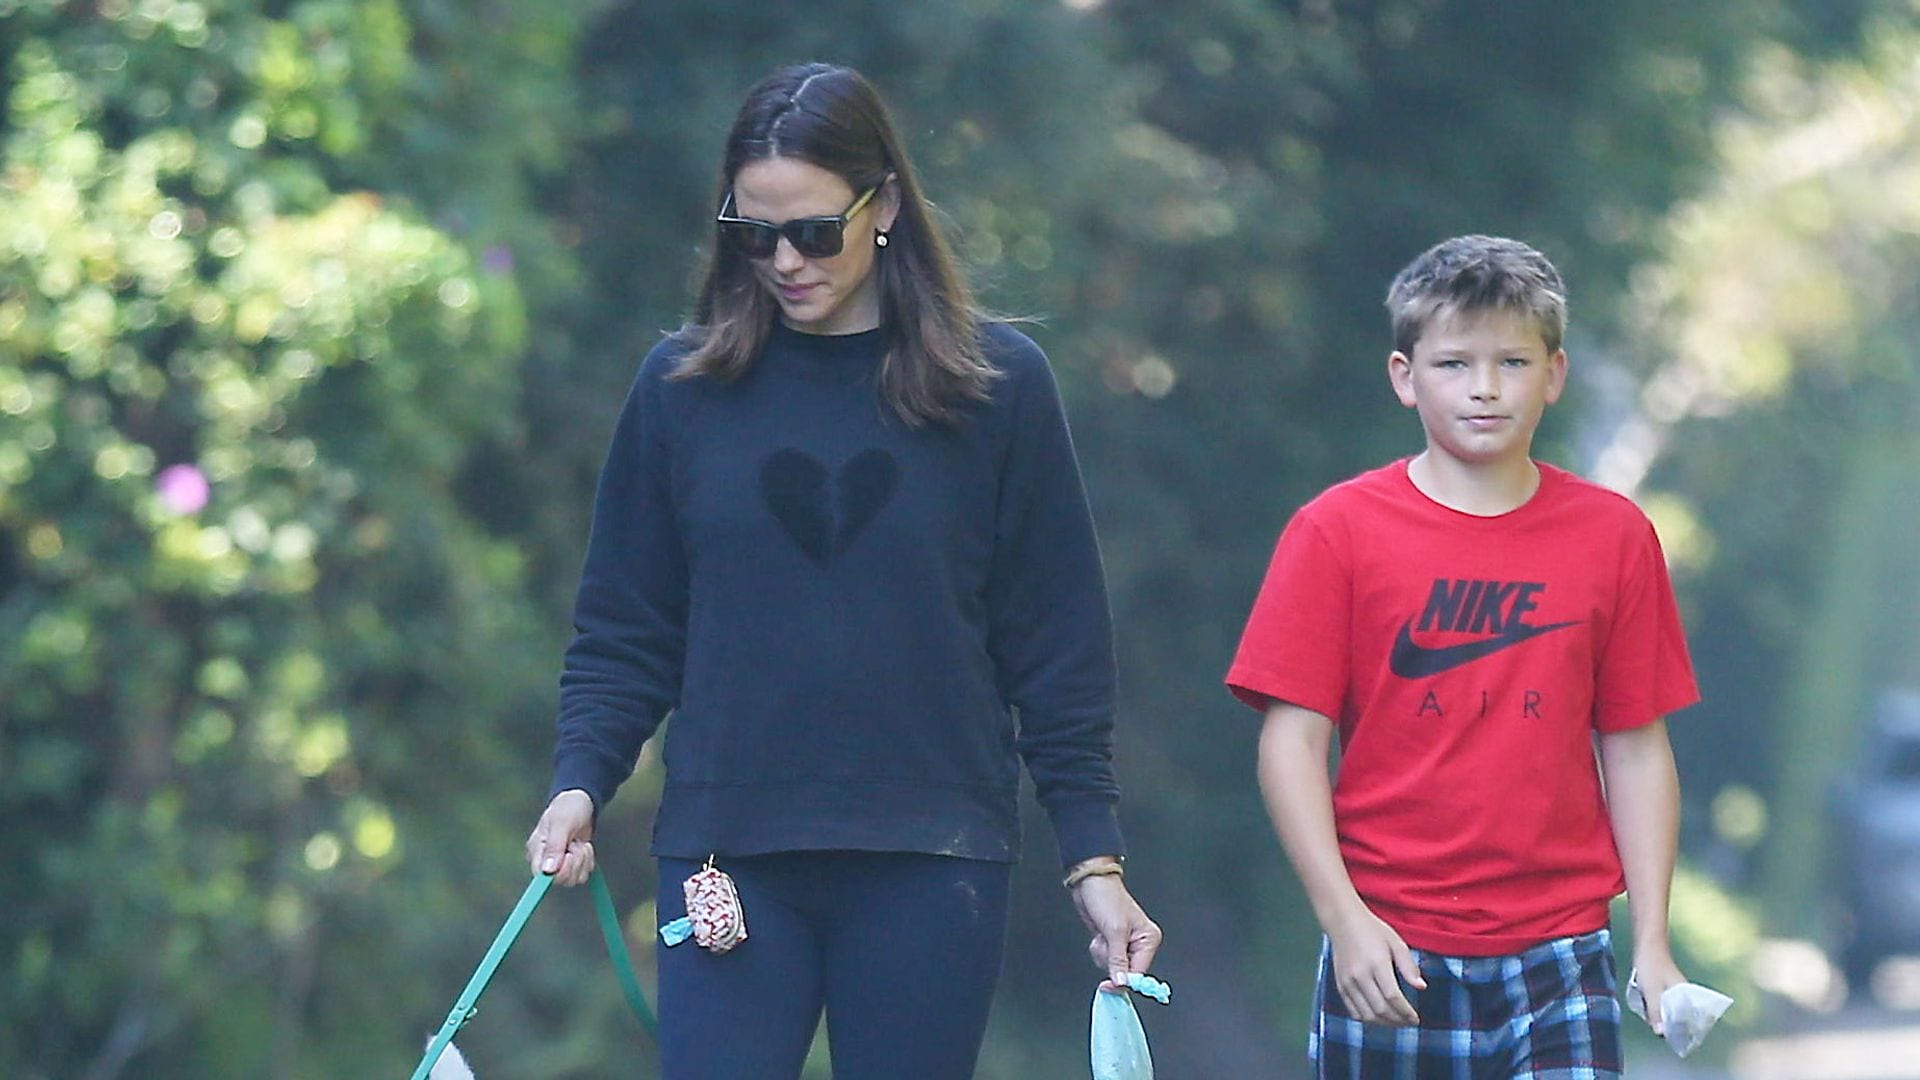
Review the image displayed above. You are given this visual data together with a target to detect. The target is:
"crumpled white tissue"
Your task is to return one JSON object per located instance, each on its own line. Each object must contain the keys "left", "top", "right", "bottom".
{"left": 1625, "top": 969, "right": 1734, "bottom": 1058}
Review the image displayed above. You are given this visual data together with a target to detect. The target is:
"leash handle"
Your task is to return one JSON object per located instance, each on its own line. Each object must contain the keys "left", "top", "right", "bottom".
{"left": 409, "top": 867, "right": 657, "bottom": 1079}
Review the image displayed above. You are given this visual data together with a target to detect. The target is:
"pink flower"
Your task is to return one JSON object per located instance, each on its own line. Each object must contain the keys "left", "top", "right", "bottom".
{"left": 155, "top": 464, "right": 210, "bottom": 515}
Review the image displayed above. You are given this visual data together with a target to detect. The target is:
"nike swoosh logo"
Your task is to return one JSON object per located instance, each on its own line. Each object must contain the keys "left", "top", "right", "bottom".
{"left": 1389, "top": 619, "right": 1580, "bottom": 679}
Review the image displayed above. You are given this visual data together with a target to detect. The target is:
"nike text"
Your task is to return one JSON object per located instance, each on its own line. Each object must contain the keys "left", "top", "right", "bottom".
{"left": 1390, "top": 578, "right": 1579, "bottom": 679}
{"left": 1418, "top": 578, "right": 1546, "bottom": 634}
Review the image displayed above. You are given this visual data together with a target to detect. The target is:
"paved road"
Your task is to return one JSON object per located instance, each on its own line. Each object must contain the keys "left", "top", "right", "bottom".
{"left": 1726, "top": 1003, "right": 1920, "bottom": 1080}
{"left": 1620, "top": 1000, "right": 1920, "bottom": 1079}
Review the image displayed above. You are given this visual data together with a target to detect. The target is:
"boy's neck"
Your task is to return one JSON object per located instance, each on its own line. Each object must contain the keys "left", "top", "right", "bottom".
{"left": 1406, "top": 451, "right": 1541, "bottom": 517}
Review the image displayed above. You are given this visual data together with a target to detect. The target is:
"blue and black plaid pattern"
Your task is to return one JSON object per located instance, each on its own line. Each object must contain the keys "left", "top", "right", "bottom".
{"left": 1310, "top": 928, "right": 1622, "bottom": 1079}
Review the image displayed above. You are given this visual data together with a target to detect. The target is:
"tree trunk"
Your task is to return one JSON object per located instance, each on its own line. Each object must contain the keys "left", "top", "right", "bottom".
{"left": 1757, "top": 420, "right": 1911, "bottom": 936}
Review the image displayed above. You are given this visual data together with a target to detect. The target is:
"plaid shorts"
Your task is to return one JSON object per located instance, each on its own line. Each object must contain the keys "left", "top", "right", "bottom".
{"left": 1310, "top": 928, "right": 1622, "bottom": 1079}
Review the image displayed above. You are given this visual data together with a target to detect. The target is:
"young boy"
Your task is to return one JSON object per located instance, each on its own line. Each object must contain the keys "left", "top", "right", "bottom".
{"left": 1226, "top": 235, "right": 1698, "bottom": 1078}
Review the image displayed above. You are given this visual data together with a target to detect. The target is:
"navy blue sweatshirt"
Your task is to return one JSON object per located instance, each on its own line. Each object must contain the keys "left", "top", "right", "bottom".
{"left": 549, "top": 321, "right": 1124, "bottom": 867}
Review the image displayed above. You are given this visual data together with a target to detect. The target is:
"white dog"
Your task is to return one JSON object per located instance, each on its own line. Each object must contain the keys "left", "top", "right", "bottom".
{"left": 424, "top": 1038, "right": 475, "bottom": 1079}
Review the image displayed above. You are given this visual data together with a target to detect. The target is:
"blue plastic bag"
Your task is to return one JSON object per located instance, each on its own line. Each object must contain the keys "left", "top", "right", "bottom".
{"left": 1090, "top": 974, "right": 1170, "bottom": 1080}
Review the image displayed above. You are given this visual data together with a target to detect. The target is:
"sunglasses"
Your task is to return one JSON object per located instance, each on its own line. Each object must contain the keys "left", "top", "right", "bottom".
{"left": 716, "top": 185, "right": 880, "bottom": 260}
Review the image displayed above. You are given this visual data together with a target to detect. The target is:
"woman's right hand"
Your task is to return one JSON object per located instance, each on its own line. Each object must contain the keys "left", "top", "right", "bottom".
{"left": 525, "top": 789, "right": 597, "bottom": 886}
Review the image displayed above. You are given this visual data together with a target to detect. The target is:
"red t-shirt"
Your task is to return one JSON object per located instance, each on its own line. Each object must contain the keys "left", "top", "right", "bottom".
{"left": 1226, "top": 460, "right": 1699, "bottom": 955}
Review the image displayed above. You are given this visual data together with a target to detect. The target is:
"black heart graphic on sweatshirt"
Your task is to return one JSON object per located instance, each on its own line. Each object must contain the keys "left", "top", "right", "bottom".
{"left": 759, "top": 448, "right": 899, "bottom": 564}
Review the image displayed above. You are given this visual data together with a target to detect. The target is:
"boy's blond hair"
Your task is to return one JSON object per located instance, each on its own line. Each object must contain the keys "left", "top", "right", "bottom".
{"left": 1385, "top": 235, "right": 1567, "bottom": 356}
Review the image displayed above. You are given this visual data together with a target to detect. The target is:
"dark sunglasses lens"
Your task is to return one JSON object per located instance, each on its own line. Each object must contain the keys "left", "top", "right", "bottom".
{"left": 721, "top": 221, "right": 779, "bottom": 259}
{"left": 787, "top": 220, "right": 845, "bottom": 259}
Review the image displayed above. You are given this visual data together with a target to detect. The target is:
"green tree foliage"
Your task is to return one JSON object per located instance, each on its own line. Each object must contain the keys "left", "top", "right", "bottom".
{"left": 0, "top": 1, "right": 589, "bottom": 1074}
{"left": 0, "top": 0, "right": 1896, "bottom": 1075}
{"left": 1601, "top": 16, "right": 1920, "bottom": 947}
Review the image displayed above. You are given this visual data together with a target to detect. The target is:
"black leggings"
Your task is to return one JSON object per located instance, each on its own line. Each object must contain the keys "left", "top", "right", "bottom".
{"left": 656, "top": 851, "right": 1012, "bottom": 1080}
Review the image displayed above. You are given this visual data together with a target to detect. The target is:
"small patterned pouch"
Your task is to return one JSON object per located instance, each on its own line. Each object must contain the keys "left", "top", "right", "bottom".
{"left": 659, "top": 856, "right": 747, "bottom": 954}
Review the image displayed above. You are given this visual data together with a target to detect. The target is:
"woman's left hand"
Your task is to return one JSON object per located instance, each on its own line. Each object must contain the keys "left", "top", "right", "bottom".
{"left": 1071, "top": 873, "right": 1162, "bottom": 989}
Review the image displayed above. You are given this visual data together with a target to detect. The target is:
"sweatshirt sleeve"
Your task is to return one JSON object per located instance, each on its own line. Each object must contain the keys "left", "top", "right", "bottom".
{"left": 983, "top": 330, "right": 1125, "bottom": 868}
{"left": 549, "top": 344, "right": 689, "bottom": 812}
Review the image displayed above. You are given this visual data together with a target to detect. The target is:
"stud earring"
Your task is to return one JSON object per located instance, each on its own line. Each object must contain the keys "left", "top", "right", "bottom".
{"left": 874, "top": 230, "right": 890, "bottom": 249}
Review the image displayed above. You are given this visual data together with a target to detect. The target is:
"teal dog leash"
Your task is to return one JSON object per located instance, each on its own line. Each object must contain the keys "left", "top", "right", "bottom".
{"left": 409, "top": 868, "right": 657, "bottom": 1079}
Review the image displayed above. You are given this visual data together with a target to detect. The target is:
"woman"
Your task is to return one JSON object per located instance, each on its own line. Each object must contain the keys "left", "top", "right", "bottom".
{"left": 525, "top": 62, "right": 1159, "bottom": 1079}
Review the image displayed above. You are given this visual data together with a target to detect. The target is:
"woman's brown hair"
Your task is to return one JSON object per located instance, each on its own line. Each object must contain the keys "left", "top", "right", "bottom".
{"left": 675, "top": 63, "right": 998, "bottom": 427}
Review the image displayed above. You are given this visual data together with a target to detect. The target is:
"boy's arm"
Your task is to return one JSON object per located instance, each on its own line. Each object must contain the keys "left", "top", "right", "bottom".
{"left": 1259, "top": 700, "right": 1425, "bottom": 1027}
{"left": 1597, "top": 718, "right": 1685, "bottom": 1035}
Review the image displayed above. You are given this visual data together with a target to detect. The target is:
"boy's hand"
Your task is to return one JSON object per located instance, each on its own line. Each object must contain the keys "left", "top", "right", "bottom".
{"left": 1630, "top": 947, "right": 1688, "bottom": 1037}
{"left": 1328, "top": 907, "right": 1426, "bottom": 1027}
